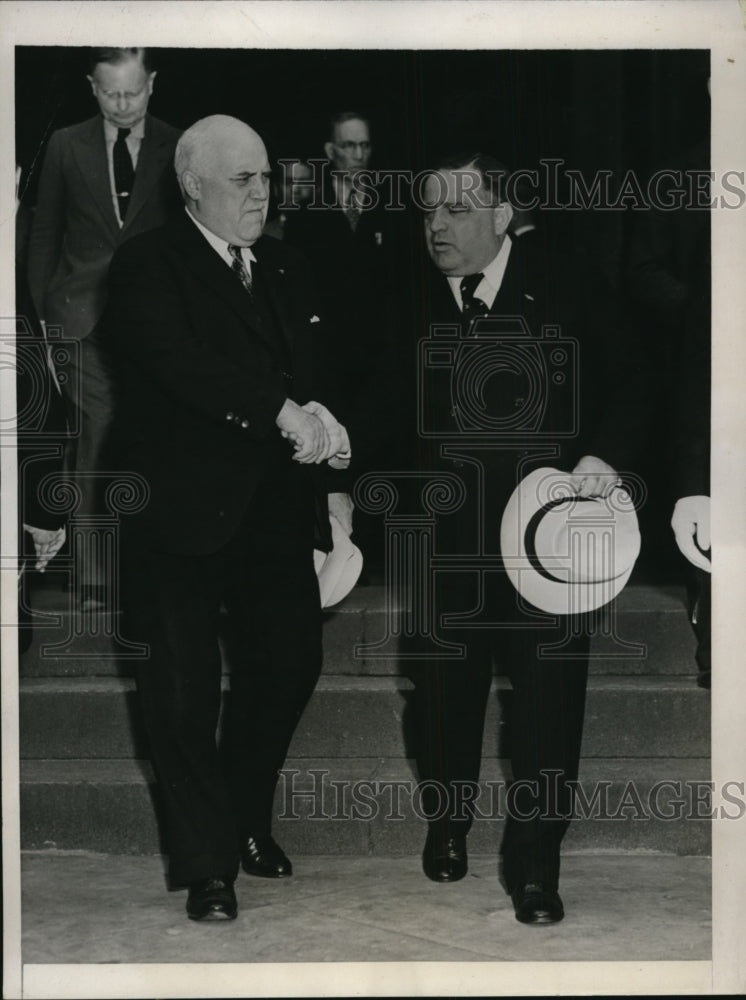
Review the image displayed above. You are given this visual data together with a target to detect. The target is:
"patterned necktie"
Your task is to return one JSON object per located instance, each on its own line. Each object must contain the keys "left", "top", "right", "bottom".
{"left": 113, "top": 128, "right": 134, "bottom": 222}
{"left": 345, "top": 189, "right": 361, "bottom": 232}
{"left": 459, "top": 273, "right": 488, "bottom": 317}
{"left": 228, "top": 244, "right": 253, "bottom": 297}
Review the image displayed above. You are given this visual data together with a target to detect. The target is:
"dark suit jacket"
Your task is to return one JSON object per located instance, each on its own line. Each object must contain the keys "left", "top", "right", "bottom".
{"left": 410, "top": 236, "right": 650, "bottom": 513}
{"left": 27, "top": 113, "right": 181, "bottom": 340}
{"left": 101, "top": 211, "right": 326, "bottom": 555}
{"left": 284, "top": 179, "right": 407, "bottom": 479}
{"left": 16, "top": 206, "right": 68, "bottom": 531}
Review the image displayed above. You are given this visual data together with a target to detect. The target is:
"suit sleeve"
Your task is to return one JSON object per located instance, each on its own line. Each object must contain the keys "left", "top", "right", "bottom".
{"left": 16, "top": 274, "right": 69, "bottom": 530}
{"left": 102, "top": 239, "right": 287, "bottom": 442}
{"left": 27, "top": 131, "right": 66, "bottom": 321}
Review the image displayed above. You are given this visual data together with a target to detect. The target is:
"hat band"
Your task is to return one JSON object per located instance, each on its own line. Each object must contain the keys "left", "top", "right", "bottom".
{"left": 523, "top": 496, "right": 598, "bottom": 583}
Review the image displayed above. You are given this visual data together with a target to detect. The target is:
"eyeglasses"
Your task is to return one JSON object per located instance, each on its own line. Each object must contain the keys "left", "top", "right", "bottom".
{"left": 334, "top": 141, "right": 372, "bottom": 153}
{"left": 95, "top": 85, "right": 149, "bottom": 101}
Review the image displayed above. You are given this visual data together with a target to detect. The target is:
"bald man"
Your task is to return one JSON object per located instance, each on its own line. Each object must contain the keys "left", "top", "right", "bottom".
{"left": 102, "top": 116, "right": 348, "bottom": 921}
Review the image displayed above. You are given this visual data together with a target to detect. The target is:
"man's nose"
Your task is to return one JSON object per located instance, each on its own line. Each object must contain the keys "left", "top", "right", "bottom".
{"left": 428, "top": 209, "right": 446, "bottom": 233}
{"left": 115, "top": 94, "right": 129, "bottom": 112}
{"left": 248, "top": 178, "right": 268, "bottom": 200}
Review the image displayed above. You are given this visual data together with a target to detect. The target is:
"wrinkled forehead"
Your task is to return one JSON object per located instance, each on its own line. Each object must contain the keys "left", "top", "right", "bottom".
{"left": 92, "top": 57, "right": 149, "bottom": 86}
{"left": 207, "top": 130, "right": 269, "bottom": 175}
{"left": 422, "top": 169, "right": 493, "bottom": 209}
{"left": 333, "top": 118, "right": 370, "bottom": 144}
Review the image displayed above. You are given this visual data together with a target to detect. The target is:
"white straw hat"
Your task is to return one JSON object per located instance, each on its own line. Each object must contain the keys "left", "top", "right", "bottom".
{"left": 500, "top": 467, "right": 641, "bottom": 615}
{"left": 314, "top": 513, "right": 363, "bottom": 608}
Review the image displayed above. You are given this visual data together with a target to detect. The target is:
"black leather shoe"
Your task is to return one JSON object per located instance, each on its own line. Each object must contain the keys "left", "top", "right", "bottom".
{"left": 422, "top": 829, "right": 468, "bottom": 883}
{"left": 186, "top": 876, "right": 237, "bottom": 921}
{"left": 240, "top": 835, "right": 293, "bottom": 878}
{"left": 512, "top": 882, "right": 564, "bottom": 924}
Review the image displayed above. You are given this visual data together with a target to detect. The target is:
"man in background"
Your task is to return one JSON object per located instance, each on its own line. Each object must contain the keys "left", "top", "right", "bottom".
{"left": 284, "top": 111, "right": 404, "bottom": 572}
{"left": 27, "top": 46, "right": 180, "bottom": 608}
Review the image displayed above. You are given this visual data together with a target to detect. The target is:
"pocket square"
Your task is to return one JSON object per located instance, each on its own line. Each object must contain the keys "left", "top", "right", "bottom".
{"left": 310, "top": 315, "right": 321, "bottom": 323}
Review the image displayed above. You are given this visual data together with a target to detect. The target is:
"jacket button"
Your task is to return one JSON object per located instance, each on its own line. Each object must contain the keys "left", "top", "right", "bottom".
{"left": 241, "top": 419, "right": 249, "bottom": 428}
{"left": 226, "top": 412, "right": 234, "bottom": 421}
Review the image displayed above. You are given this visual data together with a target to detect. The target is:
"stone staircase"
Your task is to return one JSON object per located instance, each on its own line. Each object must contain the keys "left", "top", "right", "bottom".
{"left": 19, "top": 575, "right": 710, "bottom": 857}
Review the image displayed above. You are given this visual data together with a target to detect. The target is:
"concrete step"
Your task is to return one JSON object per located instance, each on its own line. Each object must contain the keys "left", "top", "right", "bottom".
{"left": 19, "top": 757, "right": 712, "bottom": 856}
{"left": 19, "top": 583, "right": 697, "bottom": 678}
{"left": 19, "top": 675, "right": 710, "bottom": 761}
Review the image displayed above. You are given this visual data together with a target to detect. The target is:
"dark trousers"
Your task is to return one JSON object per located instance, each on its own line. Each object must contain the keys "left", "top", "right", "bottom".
{"left": 406, "top": 570, "right": 589, "bottom": 892}
{"left": 691, "top": 567, "right": 711, "bottom": 686}
{"left": 122, "top": 458, "right": 322, "bottom": 887}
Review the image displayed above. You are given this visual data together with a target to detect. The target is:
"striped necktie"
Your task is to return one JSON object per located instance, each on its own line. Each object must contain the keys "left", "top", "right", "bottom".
{"left": 228, "top": 244, "right": 253, "bottom": 297}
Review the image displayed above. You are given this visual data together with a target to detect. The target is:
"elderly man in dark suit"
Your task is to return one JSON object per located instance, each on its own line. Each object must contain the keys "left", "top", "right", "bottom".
{"left": 27, "top": 47, "right": 180, "bottom": 608}
{"left": 102, "top": 115, "right": 348, "bottom": 922}
{"left": 406, "top": 151, "right": 648, "bottom": 923}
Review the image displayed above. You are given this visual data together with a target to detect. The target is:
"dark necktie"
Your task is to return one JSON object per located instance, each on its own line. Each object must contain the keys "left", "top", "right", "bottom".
{"left": 346, "top": 194, "right": 361, "bottom": 233}
{"left": 113, "top": 128, "right": 134, "bottom": 222}
{"left": 459, "top": 272, "right": 488, "bottom": 318}
{"left": 228, "top": 244, "right": 253, "bottom": 297}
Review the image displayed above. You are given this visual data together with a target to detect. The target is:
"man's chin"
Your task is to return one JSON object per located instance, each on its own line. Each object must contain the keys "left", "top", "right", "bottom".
{"left": 106, "top": 115, "right": 144, "bottom": 129}
{"left": 429, "top": 249, "right": 460, "bottom": 275}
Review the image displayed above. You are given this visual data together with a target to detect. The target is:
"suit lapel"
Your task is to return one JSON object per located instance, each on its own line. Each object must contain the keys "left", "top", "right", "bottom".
{"left": 71, "top": 116, "right": 119, "bottom": 239}
{"left": 120, "top": 116, "right": 171, "bottom": 238}
{"left": 252, "top": 241, "right": 295, "bottom": 356}
{"left": 489, "top": 238, "right": 540, "bottom": 332}
{"left": 175, "top": 217, "right": 283, "bottom": 357}
{"left": 426, "top": 238, "right": 541, "bottom": 339}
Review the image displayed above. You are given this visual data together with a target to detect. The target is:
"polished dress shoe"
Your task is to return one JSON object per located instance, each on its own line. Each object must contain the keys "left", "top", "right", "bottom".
{"left": 511, "top": 882, "right": 564, "bottom": 924}
{"left": 422, "top": 829, "right": 468, "bottom": 883}
{"left": 186, "top": 876, "right": 237, "bottom": 921}
{"left": 240, "top": 835, "right": 293, "bottom": 878}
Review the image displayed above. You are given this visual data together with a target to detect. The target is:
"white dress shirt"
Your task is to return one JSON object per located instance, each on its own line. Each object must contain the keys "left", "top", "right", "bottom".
{"left": 447, "top": 235, "right": 512, "bottom": 311}
{"left": 103, "top": 117, "right": 145, "bottom": 227}
{"left": 185, "top": 207, "right": 257, "bottom": 273}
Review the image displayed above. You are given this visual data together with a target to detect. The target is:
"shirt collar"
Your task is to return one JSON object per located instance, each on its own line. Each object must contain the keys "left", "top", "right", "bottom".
{"left": 103, "top": 116, "right": 146, "bottom": 142}
{"left": 185, "top": 207, "right": 257, "bottom": 268}
{"left": 447, "top": 235, "right": 512, "bottom": 311}
{"left": 331, "top": 172, "right": 354, "bottom": 207}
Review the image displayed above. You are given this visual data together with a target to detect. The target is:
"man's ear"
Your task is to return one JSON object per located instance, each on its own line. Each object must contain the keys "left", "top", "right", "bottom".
{"left": 493, "top": 202, "right": 514, "bottom": 237}
{"left": 86, "top": 74, "right": 96, "bottom": 97}
{"left": 147, "top": 71, "right": 157, "bottom": 96}
{"left": 181, "top": 169, "right": 200, "bottom": 201}
{"left": 323, "top": 141, "right": 335, "bottom": 162}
